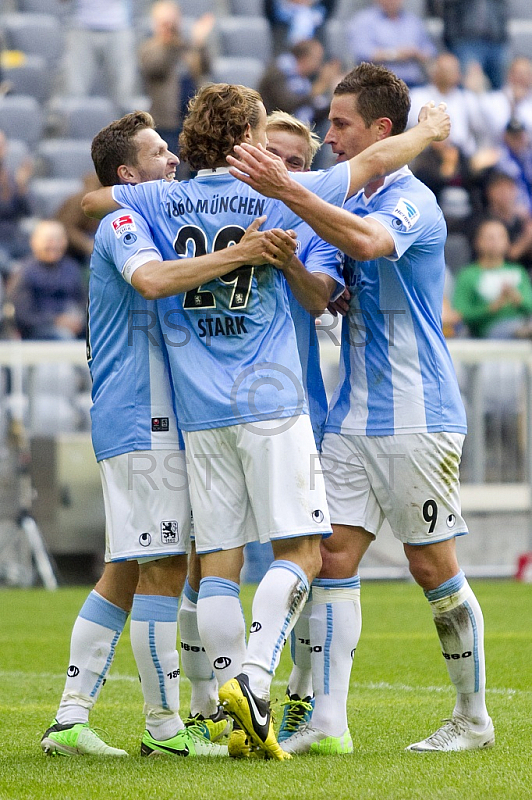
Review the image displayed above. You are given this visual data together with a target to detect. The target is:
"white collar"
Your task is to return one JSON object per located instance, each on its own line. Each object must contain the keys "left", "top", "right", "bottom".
{"left": 196, "top": 166, "right": 232, "bottom": 177}
{"left": 355, "top": 165, "right": 412, "bottom": 205}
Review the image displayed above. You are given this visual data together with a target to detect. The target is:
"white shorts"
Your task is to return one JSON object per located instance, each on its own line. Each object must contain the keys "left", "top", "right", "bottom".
{"left": 184, "top": 414, "right": 331, "bottom": 554}
{"left": 100, "top": 450, "right": 192, "bottom": 562}
{"left": 320, "top": 432, "right": 468, "bottom": 545}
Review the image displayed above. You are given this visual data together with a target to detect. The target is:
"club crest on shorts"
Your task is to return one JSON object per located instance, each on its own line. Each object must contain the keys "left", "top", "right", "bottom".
{"left": 161, "top": 520, "right": 178, "bottom": 544}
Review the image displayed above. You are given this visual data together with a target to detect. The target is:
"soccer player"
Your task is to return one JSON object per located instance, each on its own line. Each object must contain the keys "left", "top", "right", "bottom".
{"left": 82, "top": 84, "right": 451, "bottom": 760}
{"left": 263, "top": 112, "right": 341, "bottom": 743}
{"left": 42, "top": 111, "right": 290, "bottom": 758}
{"left": 228, "top": 63, "right": 494, "bottom": 754}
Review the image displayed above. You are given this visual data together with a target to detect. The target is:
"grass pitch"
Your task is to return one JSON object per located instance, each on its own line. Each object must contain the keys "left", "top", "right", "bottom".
{"left": 0, "top": 580, "right": 530, "bottom": 800}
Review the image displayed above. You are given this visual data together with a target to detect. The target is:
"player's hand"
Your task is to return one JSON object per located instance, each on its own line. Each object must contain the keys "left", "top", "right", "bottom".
{"left": 327, "top": 286, "right": 351, "bottom": 316}
{"left": 418, "top": 101, "right": 451, "bottom": 142}
{"left": 238, "top": 215, "right": 297, "bottom": 266}
{"left": 227, "top": 143, "right": 294, "bottom": 198}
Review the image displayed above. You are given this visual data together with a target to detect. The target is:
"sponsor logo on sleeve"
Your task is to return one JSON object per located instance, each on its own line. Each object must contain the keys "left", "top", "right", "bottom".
{"left": 391, "top": 198, "right": 420, "bottom": 231}
{"left": 112, "top": 214, "right": 137, "bottom": 238}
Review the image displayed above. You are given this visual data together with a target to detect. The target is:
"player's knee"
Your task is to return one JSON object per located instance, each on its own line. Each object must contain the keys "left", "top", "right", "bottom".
{"left": 319, "top": 546, "right": 357, "bottom": 579}
{"left": 408, "top": 558, "right": 439, "bottom": 590}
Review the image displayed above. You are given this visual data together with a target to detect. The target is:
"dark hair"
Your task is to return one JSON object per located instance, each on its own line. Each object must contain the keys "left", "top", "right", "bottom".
{"left": 334, "top": 62, "right": 410, "bottom": 136}
{"left": 91, "top": 111, "right": 156, "bottom": 186}
{"left": 179, "top": 83, "right": 263, "bottom": 171}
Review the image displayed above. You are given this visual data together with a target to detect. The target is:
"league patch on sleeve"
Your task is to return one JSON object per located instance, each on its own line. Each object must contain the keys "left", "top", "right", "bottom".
{"left": 112, "top": 214, "right": 137, "bottom": 238}
{"left": 390, "top": 198, "right": 420, "bottom": 231}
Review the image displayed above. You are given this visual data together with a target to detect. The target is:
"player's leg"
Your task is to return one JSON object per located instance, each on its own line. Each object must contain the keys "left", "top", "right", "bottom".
{"left": 278, "top": 600, "right": 314, "bottom": 743}
{"left": 404, "top": 538, "right": 493, "bottom": 752}
{"left": 218, "top": 416, "right": 329, "bottom": 759}
{"left": 364, "top": 431, "right": 492, "bottom": 752}
{"left": 41, "top": 560, "right": 138, "bottom": 757}
{"left": 178, "top": 546, "right": 230, "bottom": 740}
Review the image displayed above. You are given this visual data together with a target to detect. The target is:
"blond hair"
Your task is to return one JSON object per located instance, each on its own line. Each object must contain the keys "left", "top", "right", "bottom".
{"left": 266, "top": 110, "right": 321, "bottom": 169}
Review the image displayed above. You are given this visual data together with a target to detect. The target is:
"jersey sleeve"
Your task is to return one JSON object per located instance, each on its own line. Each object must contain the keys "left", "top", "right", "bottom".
{"left": 367, "top": 182, "right": 443, "bottom": 260}
{"left": 281, "top": 162, "right": 350, "bottom": 228}
{"left": 301, "top": 232, "right": 344, "bottom": 299}
{"left": 97, "top": 209, "right": 162, "bottom": 280}
{"left": 112, "top": 180, "right": 169, "bottom": 219}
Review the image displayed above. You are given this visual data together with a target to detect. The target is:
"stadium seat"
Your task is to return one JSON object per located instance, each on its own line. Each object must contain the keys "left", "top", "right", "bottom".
{"left": 18, "top": 0, "right": 67, "bottom": 16}
{"left": 333, "top": 0, "right": 368, "bottom": 20}
{"left": 48, "top": 96, "right": 118, "bottom": 140}
{"left": 0, "top": 96, "right": 43, "bottom": 145}
{"left": 2, "top": 55, "right": 52, "bottom": 103}
{"left": 37, "top": 139, "right": 95, "bottom": 181}
{"left": 176, "top": 0, "right": 217, "bottom": 18}
{"left": 444, "top": 233, "right": 471, "bottom": 274}
{"left": 508, "top": 0, "right": 532, "bottom": 20}
{"left": 323, "top": 17, "right": 352, "bottom": 66}
{"left": 509, "top": 25, "right": 532, "bottom": 59}
{"left": 3, "top": 139, "right": 29, "bottom": 174}
{"left": 216, "top": 16, "right": 272, "bottom": 62}
{"left": 0, "top": 13, "right": 64, "bottom": 66}
{"left": 28, "top": 178, "right": 84, "bottom": 218}
{"left": 229, "top": 0, "right": 265, "bottom": 16}
{"left": 210, "top": 57, "right": 265, "bottom": 90}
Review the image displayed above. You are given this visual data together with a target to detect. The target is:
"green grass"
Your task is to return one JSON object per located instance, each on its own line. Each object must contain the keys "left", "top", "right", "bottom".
{"left": 0, "top": 580, "right": 530, "bottom": 800}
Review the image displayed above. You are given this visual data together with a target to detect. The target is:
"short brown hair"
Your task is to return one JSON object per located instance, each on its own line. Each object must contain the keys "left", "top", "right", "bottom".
{"left": 91, "top": 111, "right": 156, "bottom": 186}
{"left": 179, "top": 83, "right": 263, "bottom": 171}
{"left": 334, "top": 62, "right": 410, "bottom": 136}
{"left": 266, "top": 110, "right": 321, "bottom": 169}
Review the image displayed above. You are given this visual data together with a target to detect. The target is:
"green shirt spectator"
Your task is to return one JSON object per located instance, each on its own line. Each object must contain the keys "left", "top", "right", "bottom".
{"left": 453, "top": 218, "right": 532, "bottom": 338}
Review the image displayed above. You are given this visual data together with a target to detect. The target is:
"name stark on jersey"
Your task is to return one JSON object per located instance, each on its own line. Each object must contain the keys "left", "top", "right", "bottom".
{"left": 166, "top": 195, "right": 266, "bottom": 219}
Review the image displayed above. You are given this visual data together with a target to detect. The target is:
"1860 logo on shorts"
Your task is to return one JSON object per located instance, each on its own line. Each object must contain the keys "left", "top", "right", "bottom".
{"left": 160, "top": 520, "right": 178, "bottom": 544}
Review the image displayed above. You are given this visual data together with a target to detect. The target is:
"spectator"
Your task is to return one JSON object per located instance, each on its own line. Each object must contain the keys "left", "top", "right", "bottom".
{"left": 479, "top": 57, "right": 532, "bottom": 145}
{"left": 55, "top": 172, "right": 101, "bottom": 269}
{"left": 453, "top": 218, "right": 532, "bottom": 338}
{"left": 265, "top": 0, "right": 336, "bottom": 53}
{"left": 259, "top": 39, "right": 342, "bottom": 127}
{"left": 0, "top": 130, "right": 33, "bottom": 274}
{"left": 348, "top": 0, "right": 437, "bottom": 88}
{"left": 62, "top": 0, "right": 138, "bottom": 112}
{"left": 434, "top": 0, "right": 509, "bottom": 90}
{"left": 138, "top": 1, "right": 213, "bottom": 158}
{"left": 409, "top": 53, "right": 487, "bottom": 157}
{"left": 470, "top": 171, "right": 532, "bottom": 272}
{"left": 10, "top": 220, "right": 86, "bottom": 340}
{"left": 494, "top": 118, "right": 532, "bottom": 213}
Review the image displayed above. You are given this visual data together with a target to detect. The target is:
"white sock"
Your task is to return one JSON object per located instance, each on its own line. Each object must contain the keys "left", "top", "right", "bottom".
{"left": 130, "top": 594, "right": 183, "bottom": 741}
{"left": 426, "top": 570, "right": 489, "bottom": 728}
{"left": 309, "top": 576, "right": 361, "bottom": 737}
{"left": 178, "top": 579, "right": 218, "bottom": 717}
{"left": 243, "top": 560, "right": 309, "bottom": 699}
{"left": 197, "top": 577, "right": 246, "bottom": 687}
{"left": 56, "top": 590, "right": 128, "bottom": 726}
{"left": 286, "top": 599, "right": 313, "bottom": 699}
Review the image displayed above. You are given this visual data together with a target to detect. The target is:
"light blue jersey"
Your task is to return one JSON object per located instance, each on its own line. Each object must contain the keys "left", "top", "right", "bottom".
{"left": 326, "top": 167, "right": 467, "bottom": 437}
{"left": 112, "top": 164, "right": 349, "bottom": 431}
{"left": 88, "top": 209, "right": 182, "bottom": 461}
{"left": 289, "top": 221, "right": 343, "bottom": 447}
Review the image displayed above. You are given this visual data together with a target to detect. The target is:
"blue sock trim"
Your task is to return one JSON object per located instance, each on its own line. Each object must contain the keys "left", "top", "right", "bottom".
{"left": 465, "top": 600, "right": 480, "bottom": 693}
{"left": 312, "top": 576, "right": 360, "bottom": 591}
{"left": 149, "top": 620, "right": 169, "bottom": 710}
{"left": 198, "top": 576, "right": 240, "bottom": 600}
{"left": 131, "top": 595, "right": 178, "bottom": 623}
{"left": 425, "top": 570, "right": 465, "bottom": 602}
{"left": 79, "top": 590, "right": 128, "bottom": 631}
{"left": 270, "top": 560, "right": 309, "bottom": 592}
{"left": 324, "top": 603, "right": 333, "bottom": 695}
{"left": 183, "top": 578, "right": 198, "bottom": 605}
{"left": 90, "top": 630, "right": 121, "bottom": 698}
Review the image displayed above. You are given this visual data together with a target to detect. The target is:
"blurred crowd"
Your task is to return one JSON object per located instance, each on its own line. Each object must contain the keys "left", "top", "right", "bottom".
{"left": 1, "top": 0, "right": 532, "bottom": 342}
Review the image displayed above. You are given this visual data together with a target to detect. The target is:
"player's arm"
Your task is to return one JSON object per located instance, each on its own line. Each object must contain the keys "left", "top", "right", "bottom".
{"left": 131, "top": 217, "right": 297, "bottom": 300}
{"left": 82, "top": 187, "right": 120, "bottom": 219}
{"left": 276, "top": 256, "right": 338, "bottom": 316}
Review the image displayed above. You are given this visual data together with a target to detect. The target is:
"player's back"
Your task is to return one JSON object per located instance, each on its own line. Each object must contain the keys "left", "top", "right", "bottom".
{"left": 88, "top": 209, "right": 180, "bottom": 460}
{"left": 327, "top": 168, "right": 466, "bottom": 437}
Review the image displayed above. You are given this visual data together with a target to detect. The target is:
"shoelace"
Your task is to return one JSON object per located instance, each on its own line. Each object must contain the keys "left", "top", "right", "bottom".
{"left": 425, "top": 717, "right": 469, "bottom": 748}
{"left": 280, "top": 699, "right": 314, "bottom": 732}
